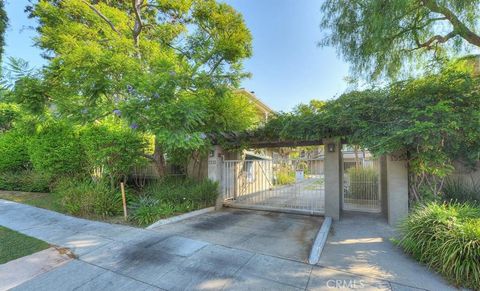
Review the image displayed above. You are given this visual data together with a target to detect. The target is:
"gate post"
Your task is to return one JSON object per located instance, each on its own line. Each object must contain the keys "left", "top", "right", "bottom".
{"left": 323, "top": 138, "right": 343, "bottom": 220}
{"left": 385, "top": 155, "right": 409, "bottom": 226}
{"left": 208, "top": 145, "right": 224, "bottom": 210}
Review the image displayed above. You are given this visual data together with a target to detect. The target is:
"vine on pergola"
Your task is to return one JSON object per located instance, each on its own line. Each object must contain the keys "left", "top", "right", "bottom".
{"left": 217, "top": 57, "right": 480, "bottom": 199}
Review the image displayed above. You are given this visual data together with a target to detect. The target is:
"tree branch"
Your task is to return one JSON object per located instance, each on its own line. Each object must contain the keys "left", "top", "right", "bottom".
{"left": 415, "top": 30, "right": 457, "bottom": 49}
{"left": 132, "top": 0, "right": 144, "bottom": 46}
{"left": 422, "top": 0, "right": 480, "bottom": 47}
{"left": 209, "top": 57, "right": 224, "bottom": 75}
{"left": 81, "top": 0, "right": 120, "bottom": 35}
{"left": 141, "top": 153, "right": 155, "bottom": 161}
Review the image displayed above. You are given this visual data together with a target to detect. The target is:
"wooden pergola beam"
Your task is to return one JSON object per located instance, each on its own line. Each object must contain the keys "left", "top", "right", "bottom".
{"left": 218, "top": 138, "right": 348, "bottom": 149}
{"left": 208, "top": 131, "right": 348, "bottom": 149}
{"left": 245, "top": 140, "right": 325, "bottom": 148}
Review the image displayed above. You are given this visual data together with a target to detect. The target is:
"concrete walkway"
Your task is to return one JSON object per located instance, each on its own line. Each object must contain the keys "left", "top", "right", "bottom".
{"left": 0, "top": 200, "right": 455, "bottom": 290}
{"left": 318, "top": 212, "right": 456, "bottom": 291}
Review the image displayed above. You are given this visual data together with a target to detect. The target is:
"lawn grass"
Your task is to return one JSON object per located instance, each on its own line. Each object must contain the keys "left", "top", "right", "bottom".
{"left": 0, "top": 190, "right": 65, "bottom": 212}
{"left": 0, "top": 226, "right": 50, "bottom": 264}
{"left": 0, "top": 190, "right": 133, "bottom": 226}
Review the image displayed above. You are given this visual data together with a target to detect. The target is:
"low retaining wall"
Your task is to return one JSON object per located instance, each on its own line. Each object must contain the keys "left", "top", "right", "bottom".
{"left": 146, "top": 207, "right": 215, "bottom": 229}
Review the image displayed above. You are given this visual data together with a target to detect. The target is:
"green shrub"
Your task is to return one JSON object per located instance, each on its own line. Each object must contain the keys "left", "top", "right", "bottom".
{"left": 80, "top": 117, "right": 148, "bottom": 186}
{"left": 128, "top": 178, "right": 218, "bottom": 226}
{"left": 443, "top": 178, "right": 480, "bottom": 203}
{"left": 345, "top": 167, "right": 379, "bottom": 200}
{"left": 0, "top": 103, "right": 20, "bottom": 132}
{"left": 0, "top": 170, "right": 51, "bottom": 192}
{"left": 28, "top": 121, "right": 85, "bottom": 176}
{"left": 142, "top": 177, "right": 219, "bottom": 207}
{"left": 0, "top": 130, "right": 30, "bottom": 171}
{"left": 54, "top": 178, "right": 121, "bottom": 217}
{"left": 128, "top": 196, "right": 177, "bottom": 226}
{"left": 397, "top": 202, "right": 480, "bottom": 289}
{"left": 276, "top": 165, "right": 295, "bottom": 185}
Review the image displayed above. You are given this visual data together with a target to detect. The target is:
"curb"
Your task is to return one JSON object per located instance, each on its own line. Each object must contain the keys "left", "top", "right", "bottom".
{"left": 308, "top": 216, "right": 332, "bottom": 265}
{"left": 146, "top": 207, "right": 216, "bottom": 229}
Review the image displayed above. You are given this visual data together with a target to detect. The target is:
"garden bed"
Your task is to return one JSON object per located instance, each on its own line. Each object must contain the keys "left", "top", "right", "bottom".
{"left": 0, "top": 176, "right": 219, "bottom": 227}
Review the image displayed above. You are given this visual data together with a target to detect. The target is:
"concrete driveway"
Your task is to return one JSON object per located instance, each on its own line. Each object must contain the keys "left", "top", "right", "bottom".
{"left": 0, "top": 200, "right": 455, "bottom": 290}
{"left": 149, "top": 208, "right": 323, "bottom": 262}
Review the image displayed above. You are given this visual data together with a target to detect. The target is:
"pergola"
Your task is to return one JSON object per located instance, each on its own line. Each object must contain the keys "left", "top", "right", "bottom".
{"left": 207, "top": 132, "right": 409, "bottom": 226}
{"left": 208, "top": 131, "right": 347, "bottom": 149}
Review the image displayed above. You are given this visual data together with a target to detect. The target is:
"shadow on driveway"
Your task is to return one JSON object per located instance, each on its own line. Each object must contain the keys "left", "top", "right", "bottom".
{"left": 149, "top": 208, "right": 324, "bottom": 263}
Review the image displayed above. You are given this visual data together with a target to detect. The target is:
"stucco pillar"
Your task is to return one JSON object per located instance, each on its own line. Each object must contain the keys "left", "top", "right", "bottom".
{"left": 379, "top": 156, "right": 388, "bottom": 218}
{"left": 385, "top": 155, "right": 409, "bottom": 226}
{"left": 323, "top": 138, "right": 343, "bottom": 220}
{"left": 208, "top": 145, "right": 224, "bottom": 210}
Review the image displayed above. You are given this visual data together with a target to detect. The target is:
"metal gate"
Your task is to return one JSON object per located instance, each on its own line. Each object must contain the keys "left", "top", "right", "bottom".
{"left": 222, "top": 158, "right": 325, "bottom": 215}
{"left": 343, "top": 158, "right": 381, "bottom": 212}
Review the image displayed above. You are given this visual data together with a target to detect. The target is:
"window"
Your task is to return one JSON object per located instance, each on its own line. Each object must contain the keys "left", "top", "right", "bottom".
{"left": 244, "top": 161, "right": 255, "bottom": 183}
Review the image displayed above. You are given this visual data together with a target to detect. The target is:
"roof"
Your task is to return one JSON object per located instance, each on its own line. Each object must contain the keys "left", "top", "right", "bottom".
{"left": 244, "top": 150, "right": 272, "bottom": 160}
{"left": 236, "top": 89, "right": 274, "bottom": 114}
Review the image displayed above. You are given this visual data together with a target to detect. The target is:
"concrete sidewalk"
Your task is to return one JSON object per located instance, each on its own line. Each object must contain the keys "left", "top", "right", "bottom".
{"left": 0, "top": 200, "right": 454, "bottom": 290}
{"left": 0, "top": 247, "right": 72, "bottom": 290}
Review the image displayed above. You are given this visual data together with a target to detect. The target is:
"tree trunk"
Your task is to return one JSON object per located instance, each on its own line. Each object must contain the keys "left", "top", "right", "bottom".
{"left": 187, "top": 151, "right": 199, "bottom": 180}
{"left": 187, "top": 151, "right": 206, "bottom": 181}
{"left": 152, "top": 137, "right": 167, "bottom": 178}
{"left": 354, "top": 145, "right": 360, "bottom": 169}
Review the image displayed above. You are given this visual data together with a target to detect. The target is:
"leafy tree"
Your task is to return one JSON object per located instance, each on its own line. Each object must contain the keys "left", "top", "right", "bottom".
{"left": 0, "top": 103, "right": 20, "bottom": 132}
{"left": 28, "top": 0, "right": 254, "bottom": 175}
{"left": 80, "top": 117, "right": 148, "bottom": 187}
{"left": 293, "top": 100, "right": 326, "bottom": 116}
{"left": 0, "top": 0, "right": 7, "bottom": 66}
{"left": 320, "top": 0, "right": 480, "bottom": 79}
{"left": 1, "top": 58, "right": 51, "bottom": 115}
{"left": 219, "top": 90, "right": 263, "bottom": 130}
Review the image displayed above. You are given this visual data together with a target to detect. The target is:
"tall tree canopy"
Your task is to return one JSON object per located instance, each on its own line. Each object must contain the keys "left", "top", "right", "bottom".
{"left": 320, "top": 0, "right": 480, "bottom": 80}
{"left": 23, "top": 0, "right": 255, "bottom": 174}
{"left": 0, "top": 0, "right": 7, "bottom": 64}
{"left": 0, "top": 0, "right": 7, "bottom": 71}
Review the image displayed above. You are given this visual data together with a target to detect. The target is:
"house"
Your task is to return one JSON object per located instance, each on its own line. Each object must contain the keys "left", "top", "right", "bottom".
{"left": 235, "top": 89, "right": 273, "bottom": 125}
{"left": 221, "top": 90, "right": 275, "bottom": 195}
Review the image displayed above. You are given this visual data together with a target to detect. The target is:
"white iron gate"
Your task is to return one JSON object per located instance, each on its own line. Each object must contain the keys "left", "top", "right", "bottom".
{"left": 343, "top": 158, "right": 381, "bottom": 212}
{"left": 222, "top": 158, "right": 325, "bottom": 215}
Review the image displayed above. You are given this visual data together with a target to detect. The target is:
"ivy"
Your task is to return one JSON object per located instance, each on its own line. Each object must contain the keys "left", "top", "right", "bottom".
{"left": 230, "top": 59, "right": 480, "bottom": 184}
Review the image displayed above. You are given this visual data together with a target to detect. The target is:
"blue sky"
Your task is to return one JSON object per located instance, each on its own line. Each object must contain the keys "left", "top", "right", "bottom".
{"left": 3, "top": 0, "right": 350, "bottom": 112}
{"left": 3, "top": 1, "right": 45, "bottom": 71}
